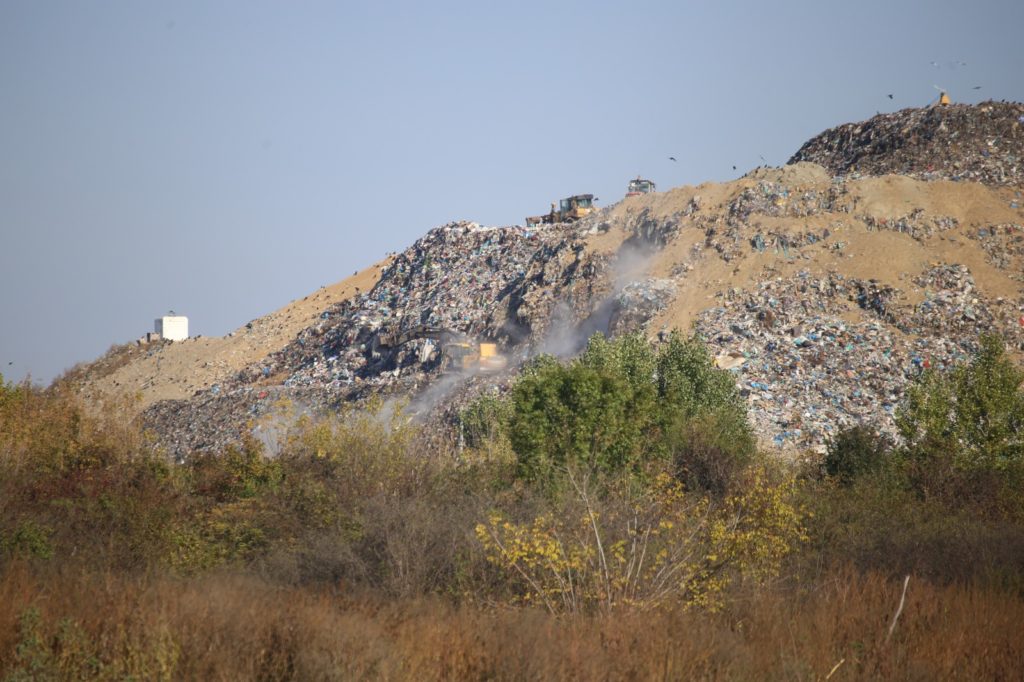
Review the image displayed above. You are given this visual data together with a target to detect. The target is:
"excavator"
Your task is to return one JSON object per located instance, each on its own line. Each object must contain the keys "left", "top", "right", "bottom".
{"left": 525, "top": 194, "right": 596, "bottom": 227}
{"left": 625, "top": 177, "right": 656, "bottom": 197}
{"left": 372, "top": 325, "right": 507, "bottom": 373}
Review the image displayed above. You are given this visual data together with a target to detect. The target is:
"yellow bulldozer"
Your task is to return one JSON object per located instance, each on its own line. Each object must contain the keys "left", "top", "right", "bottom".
{"left": 441, "top": 339, "right": 507, "bottom": 373}
{"left": 373, "top": 326, "right": 507, "bottom": 374}
{"left": 526, "top": 194, "right": 596, "bottom": 227}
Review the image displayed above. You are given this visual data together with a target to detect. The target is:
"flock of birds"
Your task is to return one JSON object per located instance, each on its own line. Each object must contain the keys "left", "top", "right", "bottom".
{"left": 666, "top": 61, "right": 985, "bottom": 172}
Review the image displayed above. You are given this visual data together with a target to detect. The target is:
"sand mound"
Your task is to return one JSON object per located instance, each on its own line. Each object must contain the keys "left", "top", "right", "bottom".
{"left": 78, "top": 258, "right": 392, "bottom": 414}
{"left": 744, "top": 162, "right": 832, "bottom": 186}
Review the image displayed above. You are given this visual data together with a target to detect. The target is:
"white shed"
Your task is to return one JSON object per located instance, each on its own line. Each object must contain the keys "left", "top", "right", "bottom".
{"left": 155, "top": 313, "right": 189, "bottom": 341}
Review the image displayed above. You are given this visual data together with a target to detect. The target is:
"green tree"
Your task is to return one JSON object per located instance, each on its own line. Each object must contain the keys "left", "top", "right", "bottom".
{"left": 502, "top": 332, "right": 752, "bottom": 488}
{"left": 822, "top": 424, "right": 892, "bottom": 485}
{"left": 508, "top": 355, "right": 656, "bottom": 482}
{"left": 897, "top": 335, "right": 1024, "bottom": 470}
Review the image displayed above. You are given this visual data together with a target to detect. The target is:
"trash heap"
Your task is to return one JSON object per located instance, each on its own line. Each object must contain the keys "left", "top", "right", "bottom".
{"left": 695, "top": 265, "right": 1024, "bottom": 452}
{"left": 603, "top": 207, "right": 684, "bottom": 246}
{"left": 728, "top": 180, "right": 851, "bottom": 221}
{"left": 683, "top": 179, "right": 854, "bottom": 263}
{"left": 789, "top": 101, "right": 1024, "bottom": 186}
{"left": 970, "top": 222, "right": 1024, "bottom": 277}
{"left": 145, "top": 221, "right": 614, "bottom": 457}
{"left": 244, "top": 221, "right": 607, "bottom": 388}
{"left": 140, "top": 102, "right": 1024, "bottom": 460}
{"left": 859, "top": 210, "right": 960, "bottom": 241}
{"left": 609, "top": 279, "right": 676, "bottom": 335}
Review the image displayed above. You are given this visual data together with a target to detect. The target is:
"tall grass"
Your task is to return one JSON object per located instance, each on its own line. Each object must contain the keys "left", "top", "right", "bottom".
{"left": 1, "top": 566, "right": 1022, "bottom": 680}
{"left": 3, "top": 375, "right": 1024, "bottom": 678}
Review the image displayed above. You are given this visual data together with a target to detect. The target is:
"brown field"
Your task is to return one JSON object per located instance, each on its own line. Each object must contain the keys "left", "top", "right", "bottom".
{"left": 2, "top": 566, "right": 1022, "bottom": 681}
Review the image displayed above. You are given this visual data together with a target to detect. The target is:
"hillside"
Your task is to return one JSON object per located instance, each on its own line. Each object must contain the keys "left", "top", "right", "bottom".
{"left": 789, "top": 100, "right": 1024, "bottom": 185}
{"left": 77, "top": 259, "right": 391, "bottom": 412}
{"left": 73, "top": 102, "right": 1024, "bottom": 458}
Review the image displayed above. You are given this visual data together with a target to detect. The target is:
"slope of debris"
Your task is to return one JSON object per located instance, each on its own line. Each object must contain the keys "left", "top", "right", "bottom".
{"left": 789, "top": 101, "right": 1024, "bottom": 186}
{"left": 144, "top": 221, "right": 631, "bottom": 456}
{"left": 75, "top": 260, "right": 389, "bottom": 413}
{"left": 696, "top": 265, "right": 1024, "bottom": 452}
{"left": 133, "top": 103, "right": 1024, "bottom": 459}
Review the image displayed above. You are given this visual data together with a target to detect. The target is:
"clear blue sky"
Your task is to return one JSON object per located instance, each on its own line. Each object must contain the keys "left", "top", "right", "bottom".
{"left": 2, "top": 1, "right": 1022, "bottom": 384}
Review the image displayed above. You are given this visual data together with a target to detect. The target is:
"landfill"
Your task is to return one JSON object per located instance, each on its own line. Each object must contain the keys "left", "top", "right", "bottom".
{"left": 790, "top": 101, "right": 1024, "bottom": 186}
{"left": 695, "top": 265, "right": 1024, "bottom": 452}
{"left": 137, "top": 102, "right": 1024, "bottom": 459}
{"left": 145, "top": 221, "right": 620, "bottom": 456}
{"left": 970, "top": 223, "right": 1024, "bottom": 278}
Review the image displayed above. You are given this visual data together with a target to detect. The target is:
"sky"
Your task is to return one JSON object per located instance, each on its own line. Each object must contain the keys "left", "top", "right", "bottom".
{"left": 1, "top": 1, "right": 1022, "bottom": 384}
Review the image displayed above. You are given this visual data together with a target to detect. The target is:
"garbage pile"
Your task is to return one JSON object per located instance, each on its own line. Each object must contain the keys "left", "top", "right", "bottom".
{"left": 270, "top": 221, "right": 615, "bottom": 380}
{"left": 970, "top": 222, "right": 1024, "bottom": 277}
{"left": 608, "top": 279, "right": 676, "bottom": 335}
{"left": 144, "top": 221, "right": 614, "bottom": 457}
{"left": 140, "top": 103, "right": 1024, "bottom": 460}
{"left": 860, "top": 210, "right": 960, "bottom": 241}
{"left": 611, "top": 208, "right": 684, "bottom": 246}
{"left": 695, "top": 265, "right": 1024, "bottom": 452}
{"left": 728, "top": 180, "right": 851, "bottom": 221}
{"left": 789, "top": 101, "right": 1024, "bottom": 186}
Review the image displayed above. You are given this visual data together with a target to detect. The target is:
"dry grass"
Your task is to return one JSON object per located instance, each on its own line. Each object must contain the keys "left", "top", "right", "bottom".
{"left": 4, "top": 365, "right": 1024, "bottom": 679}
{"left": 1, "top": 565, "right": 1022, "bottom": 680}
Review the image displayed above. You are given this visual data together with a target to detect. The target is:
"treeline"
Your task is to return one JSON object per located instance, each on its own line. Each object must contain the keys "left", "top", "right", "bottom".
{"left": 1, "top": 333, "right": 1022, "bottom": 679}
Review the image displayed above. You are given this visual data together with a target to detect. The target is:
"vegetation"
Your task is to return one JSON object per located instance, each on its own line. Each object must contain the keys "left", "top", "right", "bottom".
{"left": 499, "top": 332, "right": 753, "bottom": 487}
{"left": 1, "top": 331, "right": 1023, "bottom": 679}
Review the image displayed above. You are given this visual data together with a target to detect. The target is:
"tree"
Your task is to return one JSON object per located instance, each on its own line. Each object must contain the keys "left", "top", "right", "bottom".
{"left": 501, "top": 332, "right": 753, "bottom": 488}
{"left": 897, "top": 335, "right": 1024, "bottom": 470}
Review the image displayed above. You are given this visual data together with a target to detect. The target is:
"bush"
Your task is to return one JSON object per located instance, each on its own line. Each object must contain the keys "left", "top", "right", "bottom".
{"left": 897, "top": 335, "right": 1024, "bottom": 471}
{"left": 668, "top": 407, "right": 755, "bottom": 495}
{"left": 476, "top": 467, "right": 806, "bottom": 613}
{"left": 822, "top": 424, "right": 893, "bottom": 485}
{"left": 485, "top": 331, "right": 751, "bottom": 489}
{"left": 507, "top": 355, "right": 656, "bottom": 482}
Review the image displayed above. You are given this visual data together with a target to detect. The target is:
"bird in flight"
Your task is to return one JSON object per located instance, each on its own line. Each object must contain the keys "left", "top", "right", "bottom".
{"left": 668, "top": 156, "right": 677, "bottom": 162}
{"left": 887, "top": 94, "right": 894, "bottom": 99}
{"left": 732, "top": 165, "right": 737, "bottom": 170}
{"left": 972, "top": 85, "right": 982, "bottom": 90}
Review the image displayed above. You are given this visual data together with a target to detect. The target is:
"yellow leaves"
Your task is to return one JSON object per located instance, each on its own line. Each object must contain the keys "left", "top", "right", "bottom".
{"left": 476, "top": 468, "right": 807, "bottom": 614}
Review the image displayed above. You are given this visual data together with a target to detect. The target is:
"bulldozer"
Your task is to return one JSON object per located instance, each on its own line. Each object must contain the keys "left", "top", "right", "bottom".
{"left": 525, "top": 194, "right": 596, "bottom": 227}
{"left": 372, "top": 325, "right": 507, "bottom": 374}
{"left": 440, "top": 339, "right": 507, "bottom": 373}
{"left": 625, "top": 177, "right": 656, "bottom": 197}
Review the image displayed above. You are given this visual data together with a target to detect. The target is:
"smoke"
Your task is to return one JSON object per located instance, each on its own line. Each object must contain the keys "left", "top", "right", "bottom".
{"left": 251, "top": 396, "right": 315, "bottom": 457}
{"left": 538, "top": 237, "right": 661, "bottom": 358}
{"left": 612, "top": 237, "right": 659, "bottom": 290}
{"left": 405, "top": 368, "right": 469, "bottom": 420}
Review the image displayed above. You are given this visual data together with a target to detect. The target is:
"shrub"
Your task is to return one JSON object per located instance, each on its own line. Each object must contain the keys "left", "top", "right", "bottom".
{"left": 507, "top": 355, "right": 656, "bottom": 482}
{"left": 485, "top": 331, "right": 751, "bottom": 489}
{"left": 897, "top": 335, "right": 1024, "bottom": 471}
{"left": 668, "top": 407, "right": 756, "bottom": 495}
{"left": 476, "top": 467, "right": 806, "bottom": 613}
{"left": 822, "top": 424, "right": 893, "bottom": 485}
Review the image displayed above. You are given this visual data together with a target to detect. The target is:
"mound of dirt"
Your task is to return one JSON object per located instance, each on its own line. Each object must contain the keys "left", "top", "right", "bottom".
{"left": 79, "top": 103, "right": 1024, "bottom": 458}
{"left": 789, "top": 101, "right": 1024, "bottom": 186}
{"left": 76, "top": 259, "right": 392, "bottom": 414}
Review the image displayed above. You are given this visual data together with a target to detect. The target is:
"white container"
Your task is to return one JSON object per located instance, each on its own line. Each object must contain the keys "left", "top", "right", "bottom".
{"left": 155, "top": 315, "right": 189, "bottom": 341}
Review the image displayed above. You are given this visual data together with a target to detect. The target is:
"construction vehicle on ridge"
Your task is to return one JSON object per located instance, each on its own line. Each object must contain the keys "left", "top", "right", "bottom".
{"left": 526, "top": 194, "right": 596, "bottom": 227}
{"left": 626, "top": 177, "right": 656, "bottom": 197}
